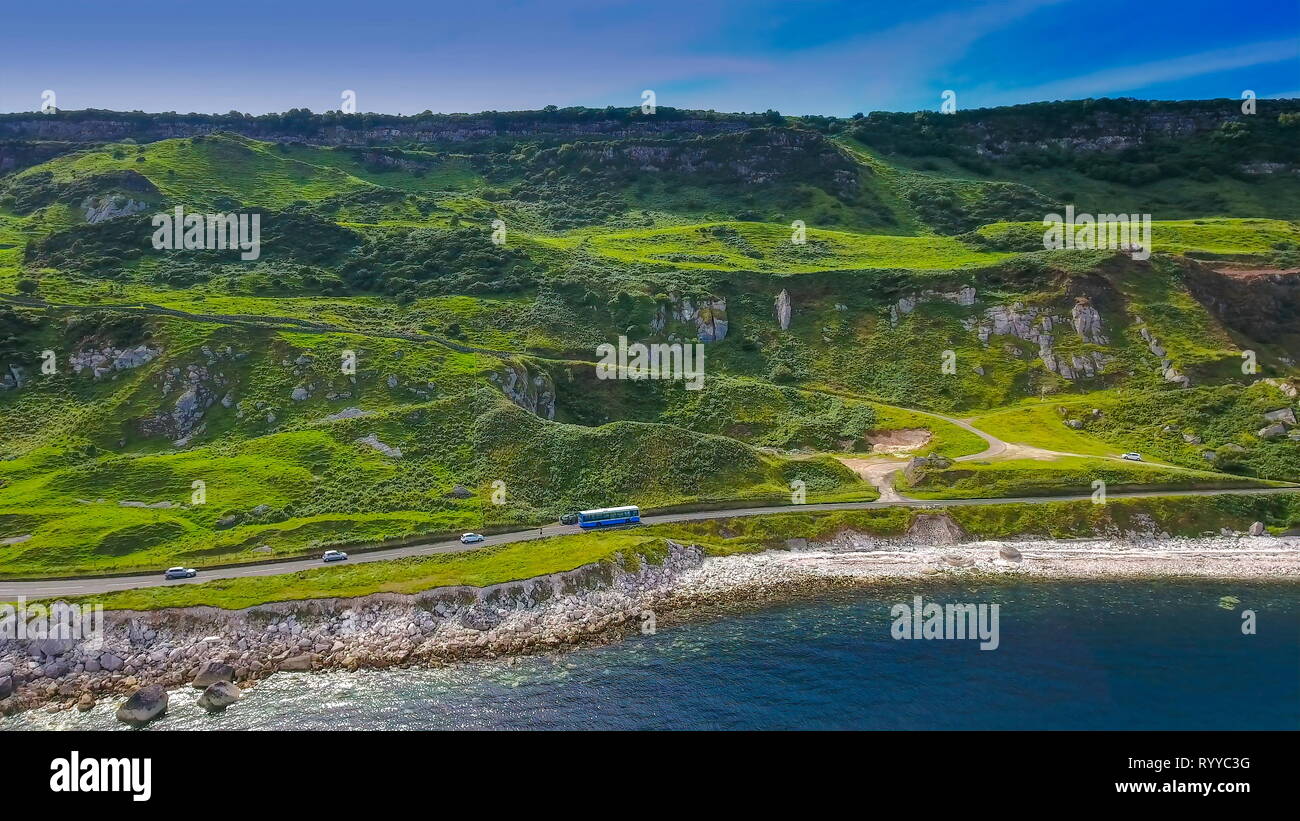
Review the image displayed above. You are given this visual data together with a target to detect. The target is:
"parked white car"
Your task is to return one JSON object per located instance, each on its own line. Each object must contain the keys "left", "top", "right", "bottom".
{"left": 163, "top": 566, "right": 197, "bottom": 579}
{"left": 322, "top": 550, "right": 349, "bottom": 562}
{"left": 460, "top": 532, "right": 485, "bottom": 544}
{"left": 1121, "top": 452, "right": 1143, "bottom": 461}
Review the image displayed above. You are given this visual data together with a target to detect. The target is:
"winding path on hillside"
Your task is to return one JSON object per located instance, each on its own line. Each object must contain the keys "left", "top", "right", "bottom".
{"left": 1, "top": 486, "right": 1295, "bottom": 599}
{"left": 906, "top": 405, "right": 1147, "bottom": 464}
{"left": 835, "top": 404, "right": 1178, "bottom": 501}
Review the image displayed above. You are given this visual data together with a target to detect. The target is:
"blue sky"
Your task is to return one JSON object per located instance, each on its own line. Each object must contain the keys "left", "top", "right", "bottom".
{"left": 1, "top": 0, "right": 1296, "bottom": 115}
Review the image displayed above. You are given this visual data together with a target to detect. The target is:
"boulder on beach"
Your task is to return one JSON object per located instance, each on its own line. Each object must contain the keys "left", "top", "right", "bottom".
{"left": 196, "top": 681, "right": 241, "bottom": 712}
{"left": 0, "top": 675, "right": 13, "bottom": 700}
{"left": 1249, "top": 521, "right": 1266, "bottom": 536}
{"left": 997, "top": 544, "right": 1023, "bottom": 562}
{"left": 191, "top": 660, "right": 235, "bottom": 689}
{"left": 33, "top": 637, "right": 75, "bottom": 659}
{"left": 909, "top": 513, "right": 969, "bottom": 546}
{"left": 115, "top": 684, "right": 168, "bottom": 727}
{"left": 41, "top": 661, "right": 70, "bottom": 679}
{"left": 943, "top": 554, "right": 975, "bottom": 567}
{"left": 278, "top": 653, "right": 316, "bottom": 672}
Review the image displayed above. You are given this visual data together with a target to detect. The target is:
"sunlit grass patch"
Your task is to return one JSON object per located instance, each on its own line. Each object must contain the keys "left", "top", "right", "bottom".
{"left": 969, "top": 403, "right": 1120, "bottom": 457}
{"left": 972, "top": 218, "right": 1300, "bottom": 258}
{"left": 900, "top": 455, "right": 1271, "bottom": 499}
{"left": 585, "top": 221, "right": 1013, "bottom": 272}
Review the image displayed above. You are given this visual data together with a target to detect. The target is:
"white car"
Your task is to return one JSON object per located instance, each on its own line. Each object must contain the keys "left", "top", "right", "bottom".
{"left": 322, "top": 550, "right": 349, "bottom": 562}
{"left": 163, "top": 566, "right": 197, "bottom": 580}
{"left": 459, "top": 532, "right": 485, "bottom": 544}
{"left": 1121, "top": 452, "right": 1143, "bottom": 461}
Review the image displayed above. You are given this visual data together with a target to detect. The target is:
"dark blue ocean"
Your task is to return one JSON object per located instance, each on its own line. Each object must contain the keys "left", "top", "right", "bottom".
{"left": 7, "top": 581, "right": 1299, "bottom": 730}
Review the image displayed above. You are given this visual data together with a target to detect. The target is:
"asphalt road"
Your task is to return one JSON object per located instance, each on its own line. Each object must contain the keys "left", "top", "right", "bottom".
{"left": 2, "top": 486, "right": 1294, "bottom": 599}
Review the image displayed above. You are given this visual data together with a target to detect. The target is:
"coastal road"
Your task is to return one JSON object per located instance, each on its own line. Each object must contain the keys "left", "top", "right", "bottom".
{"left": 2, "top": 486, "right": 1294, "bottom": 599}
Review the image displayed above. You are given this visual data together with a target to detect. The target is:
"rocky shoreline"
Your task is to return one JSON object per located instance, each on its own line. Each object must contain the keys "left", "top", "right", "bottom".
{"left": 3, "top": 528, "right": 1299, "bottom": 723}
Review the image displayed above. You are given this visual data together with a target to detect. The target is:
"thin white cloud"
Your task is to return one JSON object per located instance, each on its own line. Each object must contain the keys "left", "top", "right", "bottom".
{"left": 982, "top": 38, "right": 1300, "bottom": 104}
{"left": 640, "top": 0, "right": 1070, "bottom": 113}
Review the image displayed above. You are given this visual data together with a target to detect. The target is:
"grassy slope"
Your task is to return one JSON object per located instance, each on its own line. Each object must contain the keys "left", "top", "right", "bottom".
{"left": 970, "top": 384, "right": 1300, "bottom": 478}
{"left": 900, "top": 455, "right": 1275, "bottom": 499}
{"left": 16, "top": 135, "right": 376, "bottom": 210}
{"left": 969, "top": 402, "right": 1123, "bottom": 456}
{"left": 973, "top": 218, "right": 1300, "bottom": 257}
{"left": 575, "top": 221, "right": 1012, "bottom": 272}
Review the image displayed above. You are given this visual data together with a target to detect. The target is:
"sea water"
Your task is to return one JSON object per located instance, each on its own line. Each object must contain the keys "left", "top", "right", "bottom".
{"left": 5, "top": 580, "right": 1297, "bottom": 731}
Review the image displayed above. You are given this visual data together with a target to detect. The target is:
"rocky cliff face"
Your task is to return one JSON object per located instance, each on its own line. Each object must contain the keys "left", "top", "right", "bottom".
{"left": 775, "top": 289, "right": 792, "bottom": 330}
{"left": 1132, "top": 322, "right": 1191, "bottom": 387}
{"left": 975, "top": 301, "right": 1116, "bottom": 381}
{"left": 887, "top": 285, "right": 1117, "bottom": 381}
{"left": 533, "top": 128, "right": 861, "bottom": 197}
{"left": 967, "top": 108, "right": 1242, "bottom": 158}
{"left": 80, "top": 194, "right": 150, "bottom": 223}
{"left": 1070, "top": 298, "right": 1107, "bottom": 344}
{"left": 888, "top": 102, "right": 1297, "bottom": 160}
{"left": 851, "top": 99, "right": 1300, "bottom": 187}
{"left": 134, "top": 345, "right": 242, "bottom": 446}
{"left": 889, "top": 286, "right": 976, "bottom": 325}
{"left": 0, "top": 140, "right": 88, "bottom": 174}
{"left": 0, "top": 113, "right": 753, "bottom": 148}
{"left": 1185, "top": 266, "right": 1300, "bottom": 343}
{"left": 69, "top": 342, "right": 161, "bottom": 379}
{"left": 650, "top": 294, "right": 729, "bottom": 342}
{"left": 489, "top": 361, "right": 556, "bottom": 419}
{"left": 0, "top": 364, "right": 27, "bottom": 391}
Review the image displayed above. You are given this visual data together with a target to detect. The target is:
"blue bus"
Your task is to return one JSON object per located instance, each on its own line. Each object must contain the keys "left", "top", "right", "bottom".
{"left": 577, "top": 505, "right": 641, "bottom": 528}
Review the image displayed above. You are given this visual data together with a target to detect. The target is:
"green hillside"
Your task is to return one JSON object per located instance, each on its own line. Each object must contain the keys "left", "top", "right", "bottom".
{"left": 1, "top": 99, "right": 1297, "bottom": 577}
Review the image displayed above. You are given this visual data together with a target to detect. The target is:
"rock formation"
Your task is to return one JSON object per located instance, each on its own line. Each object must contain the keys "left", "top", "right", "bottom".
{"left": 115, "top": 684, "right": 168, "bottom": 727}
{"left": 489, "top": 362, "right": 556, "bottom": 419}
{"left": 196, "top": 680, "right": 241, "bottom": 712}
